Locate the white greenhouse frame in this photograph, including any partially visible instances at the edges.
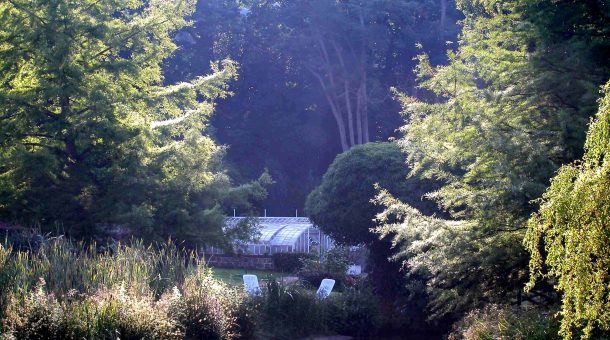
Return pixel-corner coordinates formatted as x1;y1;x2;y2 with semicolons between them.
207;217;334;255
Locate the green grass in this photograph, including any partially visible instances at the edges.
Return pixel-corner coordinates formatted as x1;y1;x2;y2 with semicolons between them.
210;267;286;285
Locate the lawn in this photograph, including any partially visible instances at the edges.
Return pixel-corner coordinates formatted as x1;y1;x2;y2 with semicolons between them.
210;267;287;285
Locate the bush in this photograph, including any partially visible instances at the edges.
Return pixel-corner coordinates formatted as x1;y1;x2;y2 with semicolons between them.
0;237;252;339
1;274;252;340
0;236;383;339
298;251;350;291
177;267;254;340
256;280;329;339
298;269;346;292
448;304;561;340
1;280;181;340
255;279;381;339
323;247;350;275
271;252;315;273
326;283;381;337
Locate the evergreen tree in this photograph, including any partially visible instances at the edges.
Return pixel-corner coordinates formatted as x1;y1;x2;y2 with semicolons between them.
374;188;526;321
306;142;441;324
385;0;610;321
306;142;439;246
0;0;268;244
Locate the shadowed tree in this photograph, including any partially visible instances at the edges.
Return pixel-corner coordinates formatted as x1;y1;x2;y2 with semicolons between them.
306;142;441;327
378;0;610;325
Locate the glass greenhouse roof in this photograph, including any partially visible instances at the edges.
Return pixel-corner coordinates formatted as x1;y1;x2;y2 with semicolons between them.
225;217;314;247
269;225;310;245
259;224;286;242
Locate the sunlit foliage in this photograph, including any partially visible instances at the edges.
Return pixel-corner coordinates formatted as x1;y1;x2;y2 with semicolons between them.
374;188;527;321
385;0;610;322
0;238;252;339
0;0;269;243
525;81;610;339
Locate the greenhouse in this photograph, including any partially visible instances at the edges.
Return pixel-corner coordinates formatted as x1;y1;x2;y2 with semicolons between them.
207;217;335;255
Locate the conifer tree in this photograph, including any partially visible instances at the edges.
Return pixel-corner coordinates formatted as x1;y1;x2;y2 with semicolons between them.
0;0;267;243
383;0;610;321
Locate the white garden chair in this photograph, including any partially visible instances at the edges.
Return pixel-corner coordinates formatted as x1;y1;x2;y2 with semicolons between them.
316;278;335;299
243;274;261;296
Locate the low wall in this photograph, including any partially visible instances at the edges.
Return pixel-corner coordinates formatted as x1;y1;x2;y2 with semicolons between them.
205;254;275;270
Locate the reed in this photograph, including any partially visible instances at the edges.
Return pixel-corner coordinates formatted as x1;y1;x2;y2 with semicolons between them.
0;236;254;339
0;235;379;339
0;236;200;301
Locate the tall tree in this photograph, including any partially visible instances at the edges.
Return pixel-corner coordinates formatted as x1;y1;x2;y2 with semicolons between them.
165;0;460;214
306;142;441;325
306;142;439;245
383;0;610;321
0;0;268;244
525;81;610;339
272;0;460;151
298;1;372;150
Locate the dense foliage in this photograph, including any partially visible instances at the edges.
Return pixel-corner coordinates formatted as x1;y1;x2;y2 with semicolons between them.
375;189;524;321
306;142;442;331
257;279;380;339
297;247;351;292
306;142;438;245
377;0;610;326
270;252;315;273
1;0;610;339
0;0;269;244
0;236;381;339
525;81;610;339
448;304;560;340
0;238;253;339
166;0;462;213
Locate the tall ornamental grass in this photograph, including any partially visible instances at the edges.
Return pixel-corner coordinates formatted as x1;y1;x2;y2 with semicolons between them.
448;304;560;340
0;237;196;299
0;235;381;339
0;237;255;339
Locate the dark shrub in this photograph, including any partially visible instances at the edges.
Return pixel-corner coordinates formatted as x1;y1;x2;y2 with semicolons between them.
255;279;381;339
271;252;315;273
298;256;350;292
231;296;259;340
323;247;350;275
327;283;381;337
298;269;345;292
448;304;561;340
256;280;329;339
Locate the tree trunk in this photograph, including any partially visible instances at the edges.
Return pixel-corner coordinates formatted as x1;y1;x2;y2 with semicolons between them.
344;81;355;147
356;83;364;145
310;25;373;150
330;98;350;152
